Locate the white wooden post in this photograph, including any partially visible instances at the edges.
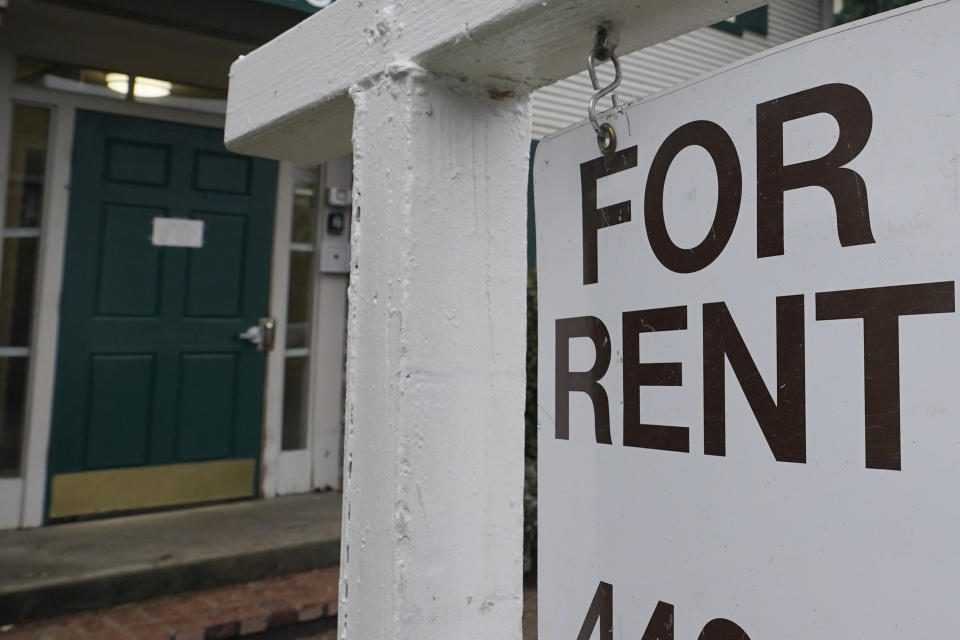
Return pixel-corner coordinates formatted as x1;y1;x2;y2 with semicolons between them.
342;66;530;637
224;1;764;636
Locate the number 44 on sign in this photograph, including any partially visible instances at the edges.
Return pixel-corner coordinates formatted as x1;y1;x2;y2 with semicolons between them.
577;581;749;640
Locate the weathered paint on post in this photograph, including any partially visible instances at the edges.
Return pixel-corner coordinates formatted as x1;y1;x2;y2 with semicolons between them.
342;65;530;637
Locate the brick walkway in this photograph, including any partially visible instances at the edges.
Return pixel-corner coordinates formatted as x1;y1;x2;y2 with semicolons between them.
1;569;539;639
0;569;339;640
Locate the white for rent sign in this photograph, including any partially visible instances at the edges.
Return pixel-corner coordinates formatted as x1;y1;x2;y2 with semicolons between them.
534;1;960;637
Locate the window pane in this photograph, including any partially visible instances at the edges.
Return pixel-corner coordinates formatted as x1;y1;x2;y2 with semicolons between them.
281;356;309;451
291;165;319;243
0;357;28;476
0;238;39;347
286;251;313;349
4;106;49;228
281;165;320;453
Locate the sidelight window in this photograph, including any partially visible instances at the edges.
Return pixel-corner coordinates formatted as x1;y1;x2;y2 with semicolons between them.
0;105;49;476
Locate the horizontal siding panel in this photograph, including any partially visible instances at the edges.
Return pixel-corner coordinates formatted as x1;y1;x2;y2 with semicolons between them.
531;0;826;138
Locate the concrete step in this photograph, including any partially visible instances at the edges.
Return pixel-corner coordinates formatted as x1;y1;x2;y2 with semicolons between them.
0;492;342;624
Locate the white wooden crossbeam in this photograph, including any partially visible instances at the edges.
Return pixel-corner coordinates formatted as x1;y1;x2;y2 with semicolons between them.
225;0;764;163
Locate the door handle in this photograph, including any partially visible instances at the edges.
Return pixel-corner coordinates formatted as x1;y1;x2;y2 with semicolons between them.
260;317;276;352
237;317;276;352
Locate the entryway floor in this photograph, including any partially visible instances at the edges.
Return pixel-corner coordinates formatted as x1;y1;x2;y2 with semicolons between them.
0;493;342;624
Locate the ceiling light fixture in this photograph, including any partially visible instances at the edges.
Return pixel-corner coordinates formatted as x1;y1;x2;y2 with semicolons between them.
105;73;172;99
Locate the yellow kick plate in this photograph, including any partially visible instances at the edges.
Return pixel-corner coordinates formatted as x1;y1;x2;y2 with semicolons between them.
49;459;256;519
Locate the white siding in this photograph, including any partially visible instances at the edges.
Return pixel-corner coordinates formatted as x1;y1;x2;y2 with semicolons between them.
531;0;827;138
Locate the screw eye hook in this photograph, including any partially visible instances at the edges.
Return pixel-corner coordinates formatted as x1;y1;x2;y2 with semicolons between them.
587;24;622;155
597;123;616;155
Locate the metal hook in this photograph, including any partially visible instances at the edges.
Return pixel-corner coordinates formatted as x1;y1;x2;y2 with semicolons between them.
587;25;622;154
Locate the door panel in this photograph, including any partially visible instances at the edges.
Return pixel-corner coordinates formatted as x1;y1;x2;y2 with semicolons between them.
105;140;170;186
97;204;165;315
47;111;276;520
85;354;155;469
184;212;246;316
193;152;251;194
177;353;238;461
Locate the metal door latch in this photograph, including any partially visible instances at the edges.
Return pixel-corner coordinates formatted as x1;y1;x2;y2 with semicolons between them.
237;317;276;352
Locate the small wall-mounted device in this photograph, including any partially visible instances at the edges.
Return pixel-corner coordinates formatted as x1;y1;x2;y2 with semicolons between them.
326;186;352;207
320;241;351;274
327;211;345;235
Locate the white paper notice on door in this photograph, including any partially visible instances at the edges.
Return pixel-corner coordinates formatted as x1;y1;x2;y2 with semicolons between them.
152;218;204;248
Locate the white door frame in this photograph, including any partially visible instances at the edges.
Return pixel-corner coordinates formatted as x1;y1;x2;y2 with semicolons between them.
4;73;229;528
17;93;74;529
262;156;351;497
262;160;299;497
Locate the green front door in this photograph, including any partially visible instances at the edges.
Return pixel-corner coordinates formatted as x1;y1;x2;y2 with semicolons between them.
48;111;277;520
